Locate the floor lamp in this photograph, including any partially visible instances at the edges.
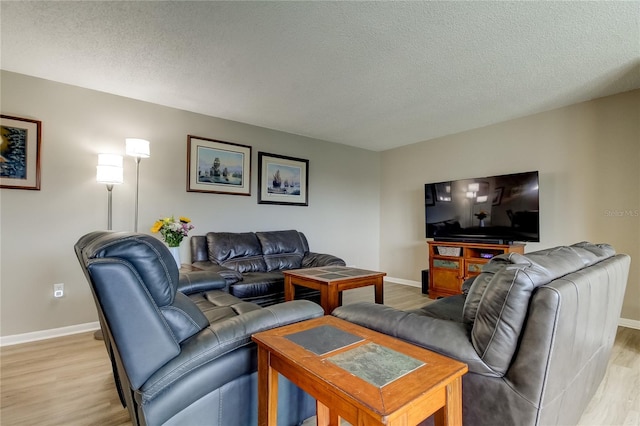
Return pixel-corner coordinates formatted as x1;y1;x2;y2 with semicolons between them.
96;154;124;230
125;138;150;232
94;154;123;340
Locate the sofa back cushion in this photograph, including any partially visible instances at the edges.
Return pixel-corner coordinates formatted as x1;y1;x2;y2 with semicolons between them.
84;232;180;307
206;232;267;273
464;242;615;375
256;230;306;271
76;232;210;389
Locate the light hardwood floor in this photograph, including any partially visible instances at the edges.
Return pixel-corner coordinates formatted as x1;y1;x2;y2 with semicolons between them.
1;283;638;425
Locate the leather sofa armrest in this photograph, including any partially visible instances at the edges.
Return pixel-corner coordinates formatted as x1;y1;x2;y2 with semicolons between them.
138;300;323;424
141;300;324;396
204;300;324;352
177;271;227;295
190;235;209;263
332;302;497;376
302;252;346;268
260;299;325;325
192;261;243;284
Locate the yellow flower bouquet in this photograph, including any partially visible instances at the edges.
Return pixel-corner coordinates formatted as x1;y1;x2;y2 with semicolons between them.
151;216;194;247
474;210;488;220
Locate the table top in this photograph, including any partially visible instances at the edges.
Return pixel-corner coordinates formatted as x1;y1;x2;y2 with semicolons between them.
283;266;386;282
179;263;203;272
252;316;467;417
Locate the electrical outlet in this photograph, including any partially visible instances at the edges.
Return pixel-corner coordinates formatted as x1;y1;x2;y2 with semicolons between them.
53;283;64;298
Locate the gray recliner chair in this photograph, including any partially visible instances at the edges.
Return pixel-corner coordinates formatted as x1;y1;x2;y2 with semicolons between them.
75;231;323;426
333;242;630;426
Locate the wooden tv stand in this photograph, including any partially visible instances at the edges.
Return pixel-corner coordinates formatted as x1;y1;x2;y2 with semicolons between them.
427;241;525;299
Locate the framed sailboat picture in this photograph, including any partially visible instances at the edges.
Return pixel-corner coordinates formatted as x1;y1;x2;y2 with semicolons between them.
258;152;308;206
187;135;251;195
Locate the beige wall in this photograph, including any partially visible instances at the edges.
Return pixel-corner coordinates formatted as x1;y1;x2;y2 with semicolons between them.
0;71;381;336
2;71;637;337
379;89;640;322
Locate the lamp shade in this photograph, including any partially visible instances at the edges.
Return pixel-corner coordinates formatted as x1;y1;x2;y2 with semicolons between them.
125;138;150;158
96;154;124;184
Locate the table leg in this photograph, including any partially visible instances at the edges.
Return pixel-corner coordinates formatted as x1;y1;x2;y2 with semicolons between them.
284;275;294;302
434;376;462;426
257;346;279;426
325;285;340;315
374;276;384;305
317;400;340;426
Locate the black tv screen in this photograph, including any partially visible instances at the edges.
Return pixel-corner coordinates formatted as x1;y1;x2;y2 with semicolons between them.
425;171;540;243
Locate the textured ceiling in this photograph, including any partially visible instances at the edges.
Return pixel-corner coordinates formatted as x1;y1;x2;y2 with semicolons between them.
1;1;639;151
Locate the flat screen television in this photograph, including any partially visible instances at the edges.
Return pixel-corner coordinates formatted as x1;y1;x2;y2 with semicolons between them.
425;171;540;243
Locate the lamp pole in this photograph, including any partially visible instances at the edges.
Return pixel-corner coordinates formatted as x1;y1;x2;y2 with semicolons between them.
125;138;150;233
134;157;141;232
96;153;123;231
106;184;114;230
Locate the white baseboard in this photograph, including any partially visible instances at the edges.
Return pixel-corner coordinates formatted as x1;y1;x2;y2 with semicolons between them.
0;321;100;347
618;318;640;330
384;276;421;288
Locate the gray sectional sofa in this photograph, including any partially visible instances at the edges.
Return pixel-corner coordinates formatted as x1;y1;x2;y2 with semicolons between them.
190;229;346;306
333;242;631;426
76;231;323;426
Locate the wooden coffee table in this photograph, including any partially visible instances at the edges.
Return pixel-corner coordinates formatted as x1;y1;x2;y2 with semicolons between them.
252;316;468;426
284;266;386;314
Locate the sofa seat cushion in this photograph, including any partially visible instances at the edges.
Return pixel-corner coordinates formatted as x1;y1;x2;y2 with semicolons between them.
187;290;262;324
256;230;306;271
410;294;466;322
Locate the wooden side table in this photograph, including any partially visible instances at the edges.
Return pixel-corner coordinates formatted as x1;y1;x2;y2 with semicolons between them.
283;266;386;315
179;263;203;273
252;316;468;426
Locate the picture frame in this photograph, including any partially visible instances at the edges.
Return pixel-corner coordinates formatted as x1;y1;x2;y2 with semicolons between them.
509;185;523;198
258;152;308;206
492;187;504;206
1;115;42;190
187;135;251;195
425;185;435;206
434;182;452;202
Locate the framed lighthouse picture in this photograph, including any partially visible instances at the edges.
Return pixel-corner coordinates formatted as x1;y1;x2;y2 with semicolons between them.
258;152;308;206
187;135;251;196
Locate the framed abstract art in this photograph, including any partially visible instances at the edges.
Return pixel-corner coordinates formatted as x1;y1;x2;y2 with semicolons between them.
1;115;42;190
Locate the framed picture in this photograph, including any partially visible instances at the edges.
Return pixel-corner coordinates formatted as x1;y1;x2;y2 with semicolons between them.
492;187;504;206
434;182;452;202
425;185;435;206
187;135;251;195
510;185;523;198
258;152;308;206
1;115;42;190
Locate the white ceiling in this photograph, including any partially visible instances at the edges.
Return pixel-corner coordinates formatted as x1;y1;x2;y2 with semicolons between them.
1;1;639;151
